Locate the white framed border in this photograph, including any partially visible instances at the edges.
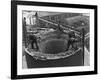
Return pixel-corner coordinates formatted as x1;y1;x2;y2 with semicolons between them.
17;5;94;75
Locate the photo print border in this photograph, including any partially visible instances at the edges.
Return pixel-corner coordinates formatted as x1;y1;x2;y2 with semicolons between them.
11;0;97;79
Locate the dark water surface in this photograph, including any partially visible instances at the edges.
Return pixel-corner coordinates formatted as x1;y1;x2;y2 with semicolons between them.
40;39;68;54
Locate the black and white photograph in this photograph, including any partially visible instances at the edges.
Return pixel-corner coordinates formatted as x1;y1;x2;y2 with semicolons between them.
22;11;89;68
11;1;97;79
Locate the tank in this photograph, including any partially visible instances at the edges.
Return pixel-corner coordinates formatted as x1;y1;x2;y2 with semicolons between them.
24;30;84;68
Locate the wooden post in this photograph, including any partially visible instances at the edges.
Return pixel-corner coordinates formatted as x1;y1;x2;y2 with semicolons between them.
82;28;85;66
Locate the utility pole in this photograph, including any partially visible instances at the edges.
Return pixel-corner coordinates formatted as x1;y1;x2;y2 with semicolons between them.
82;28;85;66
